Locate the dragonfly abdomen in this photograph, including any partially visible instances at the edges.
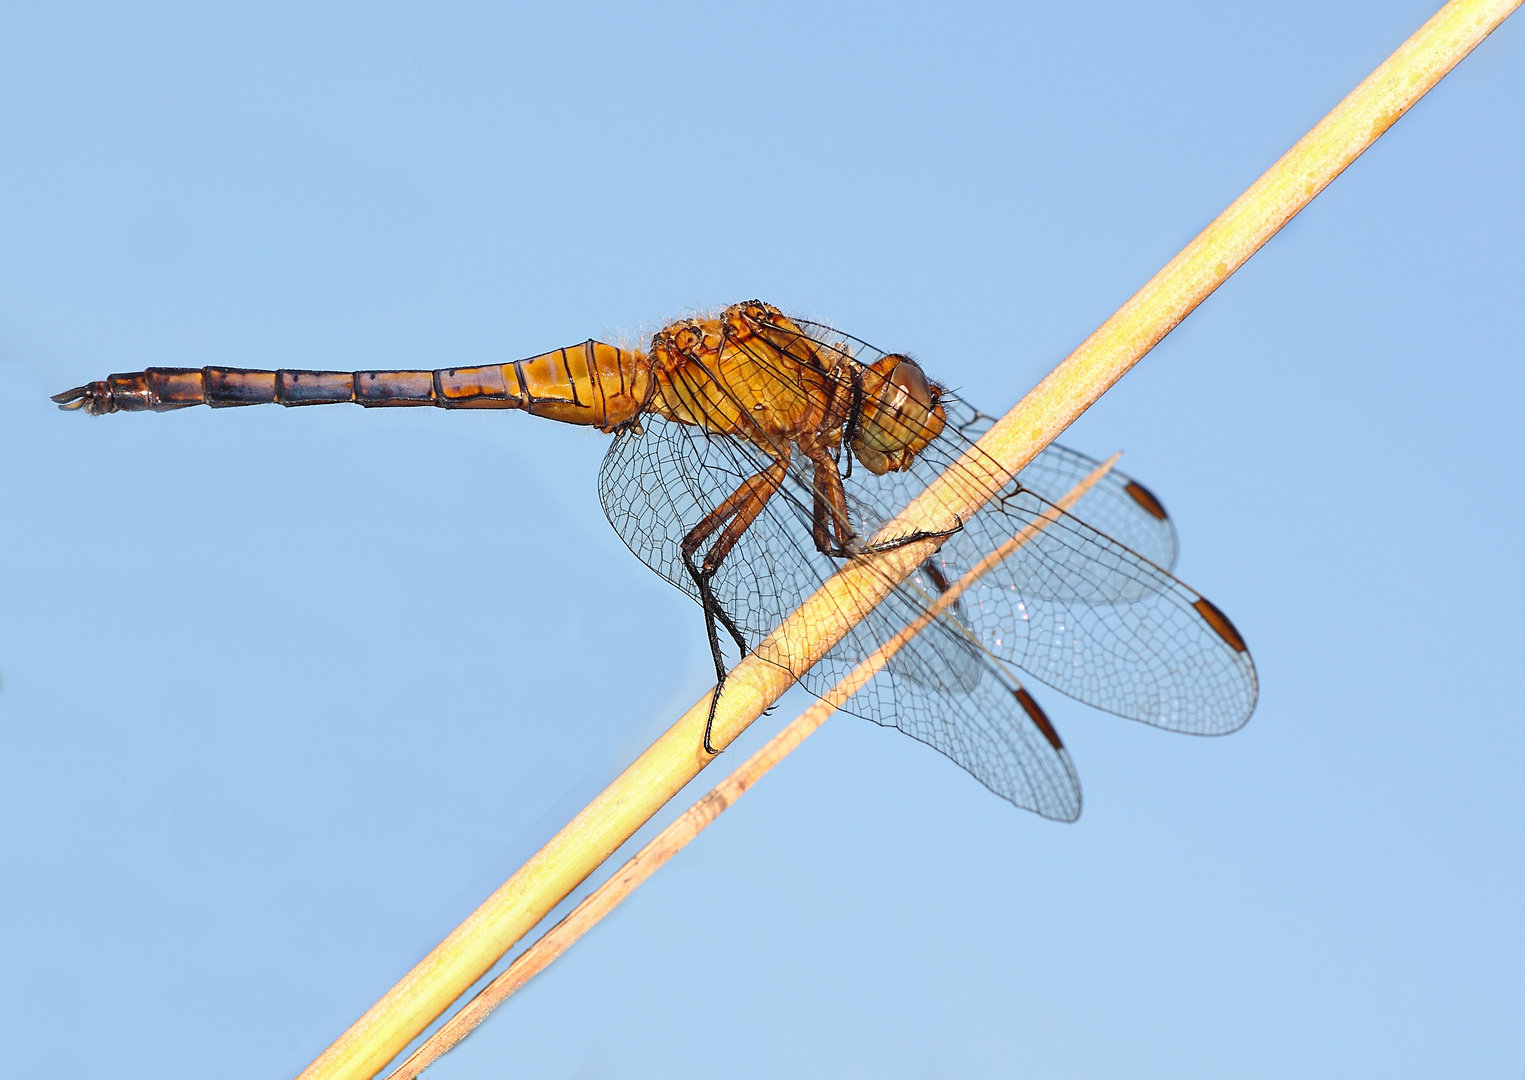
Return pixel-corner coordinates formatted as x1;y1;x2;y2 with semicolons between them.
52;341;652;429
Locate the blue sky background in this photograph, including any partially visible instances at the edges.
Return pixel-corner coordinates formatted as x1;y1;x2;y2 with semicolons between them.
1;2;1522;1077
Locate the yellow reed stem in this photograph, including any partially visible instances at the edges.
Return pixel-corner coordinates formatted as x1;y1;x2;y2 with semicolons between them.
382;459;1121;1080
295;3;1519;1077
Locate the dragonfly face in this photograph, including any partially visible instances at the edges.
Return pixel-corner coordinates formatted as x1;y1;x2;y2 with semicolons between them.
851;353;947;476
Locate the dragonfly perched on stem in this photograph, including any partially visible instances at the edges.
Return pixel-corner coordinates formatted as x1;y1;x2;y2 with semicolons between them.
54;300;1256;819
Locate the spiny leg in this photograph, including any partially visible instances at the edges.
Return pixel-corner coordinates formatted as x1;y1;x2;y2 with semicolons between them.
804;444;963;560
681;478;761;650
679;455;790;754
856;519;965;555
806;445;856;555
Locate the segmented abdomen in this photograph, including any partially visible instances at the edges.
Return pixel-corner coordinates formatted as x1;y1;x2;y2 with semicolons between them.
52;341;651;430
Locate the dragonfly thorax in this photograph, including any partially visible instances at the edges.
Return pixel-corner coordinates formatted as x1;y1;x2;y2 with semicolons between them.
644;303;855;453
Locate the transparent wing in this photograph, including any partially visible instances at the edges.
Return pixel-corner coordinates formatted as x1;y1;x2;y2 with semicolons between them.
929;485;1255;734
846;656;1083;821
843;397;1176;604
785;317;1256;732
599;413;1083;818
1009;437;1176;574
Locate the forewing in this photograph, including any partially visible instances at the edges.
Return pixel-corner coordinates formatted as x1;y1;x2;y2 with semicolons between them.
786;318;1178;588
938;485;1257;734
779;317;1257;733
841;440;1255;733
938;407;1178;572
1018;443;1177;572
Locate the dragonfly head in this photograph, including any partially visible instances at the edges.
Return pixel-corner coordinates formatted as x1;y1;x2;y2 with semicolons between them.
852;354;946;475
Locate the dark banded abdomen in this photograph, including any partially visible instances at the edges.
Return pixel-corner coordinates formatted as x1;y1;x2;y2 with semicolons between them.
52;341;652;430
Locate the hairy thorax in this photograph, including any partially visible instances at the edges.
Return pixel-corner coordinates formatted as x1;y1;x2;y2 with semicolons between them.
644;302;854;455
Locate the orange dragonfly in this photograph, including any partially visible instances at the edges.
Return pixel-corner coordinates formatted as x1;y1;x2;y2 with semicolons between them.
53;300;1257;820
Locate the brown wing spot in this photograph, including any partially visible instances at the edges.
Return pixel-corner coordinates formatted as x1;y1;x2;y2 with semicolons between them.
1014;686;1064;750
1193;597;1247;653
1124;480;1169;520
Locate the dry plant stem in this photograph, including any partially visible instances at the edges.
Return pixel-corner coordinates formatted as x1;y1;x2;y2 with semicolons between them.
296;4;1519;1078
383;460;1121;1080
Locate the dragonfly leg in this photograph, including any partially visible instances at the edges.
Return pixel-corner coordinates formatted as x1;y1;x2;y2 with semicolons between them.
678;557;746;755
805;444;856;556
803;442;961;559
853;519;963;556
679;456;790;754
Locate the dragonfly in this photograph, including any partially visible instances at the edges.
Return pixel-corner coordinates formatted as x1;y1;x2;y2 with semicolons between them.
53;300;1257;820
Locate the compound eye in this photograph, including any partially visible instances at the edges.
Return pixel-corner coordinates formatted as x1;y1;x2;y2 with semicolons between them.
852;354;945;474
889;358;934;410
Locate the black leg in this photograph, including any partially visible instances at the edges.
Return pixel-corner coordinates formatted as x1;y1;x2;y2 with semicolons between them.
682;548;747;755
676;457;790;755
855;518;964;556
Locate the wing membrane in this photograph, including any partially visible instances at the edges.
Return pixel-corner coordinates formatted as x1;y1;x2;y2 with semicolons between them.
600;414;1083;817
